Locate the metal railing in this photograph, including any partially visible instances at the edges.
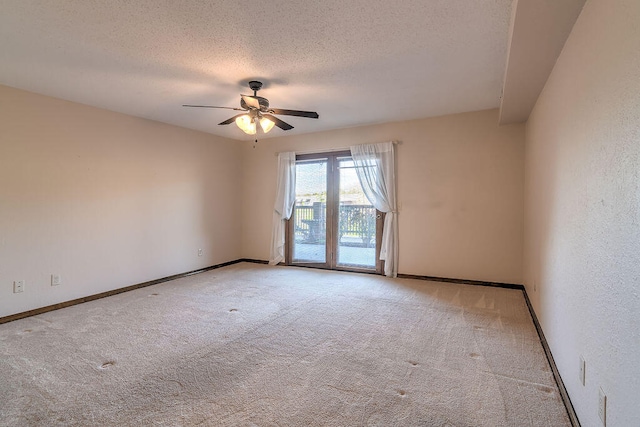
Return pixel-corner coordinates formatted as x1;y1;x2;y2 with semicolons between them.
339;205;376;247
294;203;375;247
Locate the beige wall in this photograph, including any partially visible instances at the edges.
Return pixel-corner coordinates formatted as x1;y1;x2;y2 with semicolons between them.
524;0;640;425
0;85;242;317
242;109;525;284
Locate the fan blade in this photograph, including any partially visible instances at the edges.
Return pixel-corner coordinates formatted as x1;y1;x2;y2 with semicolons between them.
241;95;261;109
219;114;247;125
263;114;294;131
270;108;319;119
183;105;244;111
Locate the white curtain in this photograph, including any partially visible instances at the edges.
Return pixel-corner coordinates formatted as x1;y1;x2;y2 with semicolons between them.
269;152;296;265
350;142;398;277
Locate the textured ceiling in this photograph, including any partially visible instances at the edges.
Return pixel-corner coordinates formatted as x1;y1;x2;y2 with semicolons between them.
0;0;514;140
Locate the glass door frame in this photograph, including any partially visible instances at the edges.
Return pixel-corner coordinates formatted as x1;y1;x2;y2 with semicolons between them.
285;151;384;274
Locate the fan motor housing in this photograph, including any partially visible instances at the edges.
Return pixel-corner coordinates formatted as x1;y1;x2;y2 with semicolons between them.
241;96;269;111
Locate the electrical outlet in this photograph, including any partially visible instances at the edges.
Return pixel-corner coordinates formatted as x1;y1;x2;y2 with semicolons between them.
598;387;607;426
579;356;586;386
51;274;62;286
198;248;203;257
13;280;25;293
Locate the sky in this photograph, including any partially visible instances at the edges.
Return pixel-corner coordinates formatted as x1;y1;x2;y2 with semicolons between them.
296;159;369;205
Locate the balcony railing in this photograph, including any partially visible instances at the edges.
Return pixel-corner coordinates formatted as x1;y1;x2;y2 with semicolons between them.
294;203;376;248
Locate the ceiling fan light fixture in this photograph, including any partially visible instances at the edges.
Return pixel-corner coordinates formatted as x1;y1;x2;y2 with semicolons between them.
235;115;256;135
185;81;318;134
259;117;275;133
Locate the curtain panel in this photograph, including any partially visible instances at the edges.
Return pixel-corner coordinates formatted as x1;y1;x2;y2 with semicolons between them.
350;142;398;277
269;152;296;265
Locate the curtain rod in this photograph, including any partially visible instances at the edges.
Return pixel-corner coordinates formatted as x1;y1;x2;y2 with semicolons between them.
274;141;399;156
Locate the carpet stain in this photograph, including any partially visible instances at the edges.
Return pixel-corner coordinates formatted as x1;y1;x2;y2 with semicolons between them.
470;352;481;359
150;293;159;296
99;361;116;370
397;390;406;396
536;385;554;394
229;309;238;312
408;360;419;366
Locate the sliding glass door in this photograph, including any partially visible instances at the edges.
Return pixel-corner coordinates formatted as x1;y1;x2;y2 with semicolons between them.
287;151;383;273
290;157;328;264
336;157;378;269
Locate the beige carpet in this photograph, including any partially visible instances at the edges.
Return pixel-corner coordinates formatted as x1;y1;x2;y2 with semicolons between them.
0;262;570;426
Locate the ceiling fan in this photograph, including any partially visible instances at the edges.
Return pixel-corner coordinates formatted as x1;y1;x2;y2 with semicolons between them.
183;81;319;135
